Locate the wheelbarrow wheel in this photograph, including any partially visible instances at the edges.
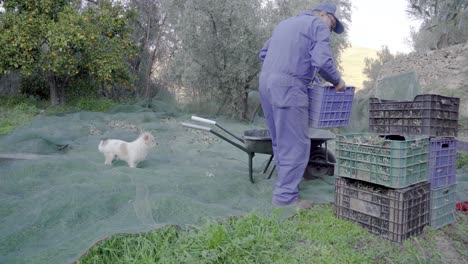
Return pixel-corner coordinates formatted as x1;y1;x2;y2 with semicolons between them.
303;148;335;180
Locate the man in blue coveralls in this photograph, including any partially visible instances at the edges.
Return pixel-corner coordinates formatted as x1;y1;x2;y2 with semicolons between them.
259;2;346;209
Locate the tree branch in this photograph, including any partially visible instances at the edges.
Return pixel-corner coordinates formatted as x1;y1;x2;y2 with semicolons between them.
86;0;98;5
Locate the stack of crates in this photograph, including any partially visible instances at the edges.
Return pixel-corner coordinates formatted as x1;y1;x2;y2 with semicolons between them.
334;94;460;242
427;138;458;229
368;94;460;230
334;133;431;242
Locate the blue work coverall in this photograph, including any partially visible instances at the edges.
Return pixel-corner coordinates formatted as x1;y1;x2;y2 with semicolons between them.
258;10;341;205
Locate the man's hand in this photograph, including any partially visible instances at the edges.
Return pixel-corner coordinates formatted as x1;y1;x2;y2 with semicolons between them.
334;78;346;92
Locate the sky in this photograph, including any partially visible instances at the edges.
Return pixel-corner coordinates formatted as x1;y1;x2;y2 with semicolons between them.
347;0;423;54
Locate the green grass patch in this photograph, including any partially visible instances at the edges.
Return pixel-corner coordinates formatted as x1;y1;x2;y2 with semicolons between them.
0;96;42;135
77;205;452;264
73;97;117;112
443;212;468;259
0;95;119;135
457;153;468;170
0;124;14;135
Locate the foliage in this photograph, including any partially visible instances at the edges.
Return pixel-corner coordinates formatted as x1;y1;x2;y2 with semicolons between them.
167;0;352;119
1;0;353;118
407;0;467;25
166;0;265;118
19;73;50;100
407;0;468;50
457;152;468;169
0;94;38;108
0;95;41;134
66;75;101;101
0;0;137;104
75;97;116;112
362;46;395;91
0;93;117;135
125;0;177;98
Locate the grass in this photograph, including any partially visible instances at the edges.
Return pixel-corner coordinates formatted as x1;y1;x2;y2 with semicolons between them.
0;95;118;135
76;204;467;264
0;99;42;135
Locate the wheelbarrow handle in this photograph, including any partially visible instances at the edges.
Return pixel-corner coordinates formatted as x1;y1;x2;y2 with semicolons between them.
180;122;211;131
192;115;216;125
181;122;249;153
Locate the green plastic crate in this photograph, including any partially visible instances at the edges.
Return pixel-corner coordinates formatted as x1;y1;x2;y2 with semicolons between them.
336;133;429;188
430;184;456;229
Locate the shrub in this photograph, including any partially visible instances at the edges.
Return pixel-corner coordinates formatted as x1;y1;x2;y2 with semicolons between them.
457;153;468;169
75;97;116;112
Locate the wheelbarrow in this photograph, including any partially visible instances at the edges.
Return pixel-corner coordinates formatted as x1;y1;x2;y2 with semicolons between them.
181;116;336;183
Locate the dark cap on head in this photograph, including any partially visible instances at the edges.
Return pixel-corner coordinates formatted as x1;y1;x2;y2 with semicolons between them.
313;2;344;34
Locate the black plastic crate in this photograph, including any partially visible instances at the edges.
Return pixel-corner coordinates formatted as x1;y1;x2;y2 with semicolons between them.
334;177;430;243
369;94;460;137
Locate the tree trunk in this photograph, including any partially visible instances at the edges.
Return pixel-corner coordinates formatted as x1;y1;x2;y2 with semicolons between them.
49;74;59;105
216;92;231;115
53;76;70;105
145;47;158;98
145;14;166;98
241;85;249;120
240;70;261;119
59;80;66;105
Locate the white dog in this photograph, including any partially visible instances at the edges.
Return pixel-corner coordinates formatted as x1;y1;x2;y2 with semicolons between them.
98;132;156;168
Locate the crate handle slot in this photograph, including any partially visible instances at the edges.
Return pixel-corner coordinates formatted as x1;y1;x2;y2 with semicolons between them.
440;99;454;105
441;143;449;148
410;143;423;149
416;189;427;197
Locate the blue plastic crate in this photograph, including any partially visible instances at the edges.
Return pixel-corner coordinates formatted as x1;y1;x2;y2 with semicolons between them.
308;85;355;128
429;138;457;189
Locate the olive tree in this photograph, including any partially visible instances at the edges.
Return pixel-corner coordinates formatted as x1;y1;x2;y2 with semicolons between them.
0;0;136;104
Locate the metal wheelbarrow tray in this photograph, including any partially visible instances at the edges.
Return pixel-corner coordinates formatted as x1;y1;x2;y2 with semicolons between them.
182;116;336;183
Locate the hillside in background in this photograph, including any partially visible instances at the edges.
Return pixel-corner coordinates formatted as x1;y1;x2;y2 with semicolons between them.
340;45;377;90
378;42;468;132
346;41;468;135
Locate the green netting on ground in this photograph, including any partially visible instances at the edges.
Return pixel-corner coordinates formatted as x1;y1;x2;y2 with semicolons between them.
457;169;468;202
374;71;421;100
0;104;337;264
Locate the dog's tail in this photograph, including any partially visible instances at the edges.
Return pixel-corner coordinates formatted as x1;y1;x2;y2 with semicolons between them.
98;140;107;152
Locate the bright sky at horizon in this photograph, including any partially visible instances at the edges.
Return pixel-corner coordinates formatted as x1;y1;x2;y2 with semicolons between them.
347;0;423;54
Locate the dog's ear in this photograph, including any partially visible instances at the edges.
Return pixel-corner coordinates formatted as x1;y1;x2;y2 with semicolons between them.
144;134;149;141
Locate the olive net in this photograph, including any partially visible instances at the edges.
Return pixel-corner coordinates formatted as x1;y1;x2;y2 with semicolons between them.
374;71;421;100
0;103;338;264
